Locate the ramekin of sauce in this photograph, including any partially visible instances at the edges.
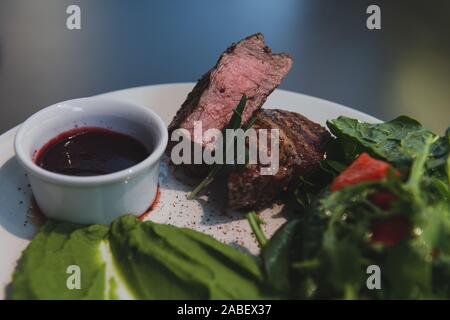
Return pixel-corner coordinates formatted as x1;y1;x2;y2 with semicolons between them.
14;97;168;224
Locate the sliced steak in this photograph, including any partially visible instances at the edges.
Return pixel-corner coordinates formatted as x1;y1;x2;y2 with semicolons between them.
168;33;292;147
227;109;331;209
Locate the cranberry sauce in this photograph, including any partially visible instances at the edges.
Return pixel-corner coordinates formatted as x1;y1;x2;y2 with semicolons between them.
34;127;150;176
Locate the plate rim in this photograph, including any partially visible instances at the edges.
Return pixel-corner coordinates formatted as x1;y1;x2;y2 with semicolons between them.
96;82;382;123
0;82;382;299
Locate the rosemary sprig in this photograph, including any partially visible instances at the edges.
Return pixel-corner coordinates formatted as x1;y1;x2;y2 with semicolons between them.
246;211;268;247
187;95;250;200
187;165;222;200
226;95;248;130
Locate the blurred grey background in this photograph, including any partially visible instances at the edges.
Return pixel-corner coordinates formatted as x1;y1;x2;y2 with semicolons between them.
0;0;449;134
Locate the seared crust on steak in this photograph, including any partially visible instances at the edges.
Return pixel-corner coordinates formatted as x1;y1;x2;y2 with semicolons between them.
227;109;331;209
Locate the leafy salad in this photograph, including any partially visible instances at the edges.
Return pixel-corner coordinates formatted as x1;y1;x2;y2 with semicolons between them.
10;116;450;299
253;116;450;299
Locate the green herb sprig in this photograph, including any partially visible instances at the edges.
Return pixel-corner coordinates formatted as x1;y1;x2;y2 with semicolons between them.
188;95;254;199
246;211;268;247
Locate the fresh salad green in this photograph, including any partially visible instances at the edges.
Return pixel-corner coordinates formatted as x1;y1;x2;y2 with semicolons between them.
255;116;450;299
10;116;450;300
11;216;271;299
326;116;449;180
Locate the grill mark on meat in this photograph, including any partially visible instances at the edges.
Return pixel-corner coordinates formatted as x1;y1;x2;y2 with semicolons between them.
261;110;298;163
227;109;331;210
253;113;296;167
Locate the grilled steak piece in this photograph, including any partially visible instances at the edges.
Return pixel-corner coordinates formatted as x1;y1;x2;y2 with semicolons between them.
227;109;331;209
168;33;292;147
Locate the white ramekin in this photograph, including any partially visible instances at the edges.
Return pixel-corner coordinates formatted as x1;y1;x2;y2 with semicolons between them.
14;97;168;225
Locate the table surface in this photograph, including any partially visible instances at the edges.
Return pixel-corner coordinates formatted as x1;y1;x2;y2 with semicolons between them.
0;0;449;134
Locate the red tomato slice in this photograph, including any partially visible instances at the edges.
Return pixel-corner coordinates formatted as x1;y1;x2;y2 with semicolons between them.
330;153;395;191
369;191;398;210
330;153;410;246
371;216;410;247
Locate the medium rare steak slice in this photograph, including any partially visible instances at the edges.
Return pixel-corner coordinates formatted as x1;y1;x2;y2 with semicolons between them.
227;109;331;209
168;33;292;147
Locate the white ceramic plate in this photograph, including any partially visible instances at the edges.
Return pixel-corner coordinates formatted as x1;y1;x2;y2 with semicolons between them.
0;83;380;299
